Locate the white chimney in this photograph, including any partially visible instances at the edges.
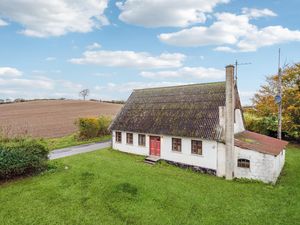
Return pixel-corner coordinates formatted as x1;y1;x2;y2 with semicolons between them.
225;65;235;180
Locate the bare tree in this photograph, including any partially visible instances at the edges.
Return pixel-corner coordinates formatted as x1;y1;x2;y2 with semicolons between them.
79;89;90;100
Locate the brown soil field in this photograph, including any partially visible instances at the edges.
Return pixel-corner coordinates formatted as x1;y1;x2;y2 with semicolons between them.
0;100;123;138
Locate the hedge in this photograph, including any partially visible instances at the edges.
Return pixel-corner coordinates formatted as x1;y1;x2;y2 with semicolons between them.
75;116;112;140
0;139;49;180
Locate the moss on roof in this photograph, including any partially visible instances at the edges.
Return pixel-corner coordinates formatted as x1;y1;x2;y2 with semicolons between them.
110;82;242;140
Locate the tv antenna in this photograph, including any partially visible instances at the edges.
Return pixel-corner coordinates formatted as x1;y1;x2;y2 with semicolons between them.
235;60;251;80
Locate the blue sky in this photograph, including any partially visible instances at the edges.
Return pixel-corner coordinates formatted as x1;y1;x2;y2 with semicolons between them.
0;0;300;105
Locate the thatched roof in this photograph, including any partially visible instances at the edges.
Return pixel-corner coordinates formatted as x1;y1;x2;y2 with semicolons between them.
110;82;242;140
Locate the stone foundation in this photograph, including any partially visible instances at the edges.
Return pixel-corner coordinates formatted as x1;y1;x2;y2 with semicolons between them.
164;160;216;175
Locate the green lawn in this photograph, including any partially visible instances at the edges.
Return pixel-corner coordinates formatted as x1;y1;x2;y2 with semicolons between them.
43;134;111;151
0;145;300;225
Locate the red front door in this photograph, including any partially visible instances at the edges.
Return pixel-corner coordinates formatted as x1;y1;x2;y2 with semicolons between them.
150;136;161;156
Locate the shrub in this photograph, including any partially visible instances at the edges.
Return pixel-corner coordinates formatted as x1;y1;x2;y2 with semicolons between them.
98;116;112;136
0;138;49;180
76;118;100;139
244;113;278;137
75;116;112;140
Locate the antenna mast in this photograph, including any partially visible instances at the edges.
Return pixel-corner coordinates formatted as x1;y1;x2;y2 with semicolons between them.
277;49;282;140
235;60;251;81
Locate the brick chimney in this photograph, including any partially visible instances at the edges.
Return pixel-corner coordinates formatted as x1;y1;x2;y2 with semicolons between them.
225;65;235;180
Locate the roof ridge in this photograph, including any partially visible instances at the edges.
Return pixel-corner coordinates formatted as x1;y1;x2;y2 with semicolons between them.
133;81;225;91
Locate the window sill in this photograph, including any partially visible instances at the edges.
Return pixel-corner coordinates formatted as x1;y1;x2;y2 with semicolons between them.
171;150;182;154
191;153;204;157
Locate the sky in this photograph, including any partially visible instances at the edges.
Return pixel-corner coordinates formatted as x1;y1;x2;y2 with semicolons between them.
0;0;300;105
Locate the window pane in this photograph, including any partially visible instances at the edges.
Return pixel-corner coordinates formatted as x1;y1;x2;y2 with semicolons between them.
127;133;133;144
172;138;181;152
191;140;202;155
138;134;145;146
116;132;122;143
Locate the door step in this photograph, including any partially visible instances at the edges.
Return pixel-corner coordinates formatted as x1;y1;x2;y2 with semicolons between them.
144;156;161;165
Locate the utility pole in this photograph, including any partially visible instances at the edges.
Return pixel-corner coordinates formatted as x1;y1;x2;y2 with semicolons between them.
235;60;251;81
277;49;282;140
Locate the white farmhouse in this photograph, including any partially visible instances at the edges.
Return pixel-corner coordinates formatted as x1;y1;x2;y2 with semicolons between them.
109;65;288;183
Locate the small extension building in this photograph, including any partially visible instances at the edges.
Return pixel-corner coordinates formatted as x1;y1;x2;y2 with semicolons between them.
109;65;288;183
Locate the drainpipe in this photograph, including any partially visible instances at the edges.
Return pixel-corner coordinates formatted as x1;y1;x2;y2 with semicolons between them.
225;65;235;180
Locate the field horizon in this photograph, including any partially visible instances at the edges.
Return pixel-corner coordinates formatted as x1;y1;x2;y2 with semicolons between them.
0;100;122;138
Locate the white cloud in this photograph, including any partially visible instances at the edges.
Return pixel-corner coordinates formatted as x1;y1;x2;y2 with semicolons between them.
0;19;8;26
0;77;54;90
116;0;229;27
237;26;300;52
93;81;206;100
159;12;300;52
95;81;187;94
0;0;109;37
69;50;185;69
45;57;56;61
214;46;237;53
140;67;223;80
159;13;254;47
59;80;83;91
0;67;83;99
0;90;18;95
86;42;102;50
242;8;277;18
0;67;22;77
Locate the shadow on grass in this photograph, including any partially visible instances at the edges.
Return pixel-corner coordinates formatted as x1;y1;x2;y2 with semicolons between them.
103;182;139;224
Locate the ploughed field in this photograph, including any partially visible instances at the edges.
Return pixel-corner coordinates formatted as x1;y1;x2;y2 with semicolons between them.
0;100;122;138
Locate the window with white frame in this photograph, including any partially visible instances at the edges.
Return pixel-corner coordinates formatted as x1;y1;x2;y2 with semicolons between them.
126;133;133;144
191;140;202;155
115;131;122;143
138;134;146;146
172;138;181;152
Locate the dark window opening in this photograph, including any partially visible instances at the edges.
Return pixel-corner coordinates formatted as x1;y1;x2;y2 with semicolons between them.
238;159;250;168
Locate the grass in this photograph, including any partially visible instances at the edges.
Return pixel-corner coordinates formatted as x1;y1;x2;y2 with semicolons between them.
43;133;111;150
0;145;300;225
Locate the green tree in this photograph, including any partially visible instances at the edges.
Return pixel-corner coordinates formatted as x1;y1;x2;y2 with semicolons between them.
247;63;300;141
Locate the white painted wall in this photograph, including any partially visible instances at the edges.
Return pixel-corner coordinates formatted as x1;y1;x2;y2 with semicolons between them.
273;150;285;179
160;135;218;170
112;130;285;183
219;107;245;138
234;109;245;133
112;130;218;170
217;143;285;183
112;131;149;156
234;146;285;183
